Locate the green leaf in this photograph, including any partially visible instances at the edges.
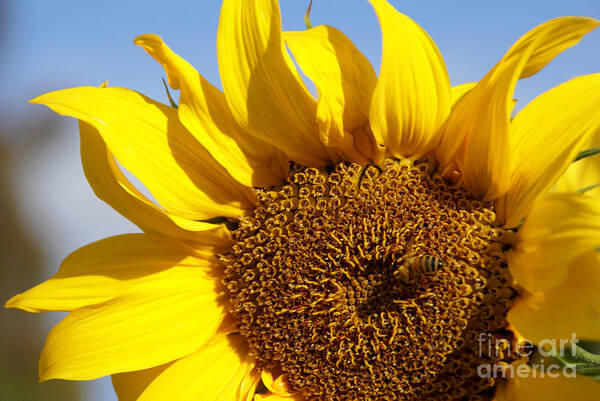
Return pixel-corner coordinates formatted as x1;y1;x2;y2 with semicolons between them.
574;146;600;162
162;77;178;108
552;343;600;382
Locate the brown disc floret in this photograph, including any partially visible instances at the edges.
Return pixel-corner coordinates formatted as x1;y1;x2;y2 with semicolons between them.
221;159;519;401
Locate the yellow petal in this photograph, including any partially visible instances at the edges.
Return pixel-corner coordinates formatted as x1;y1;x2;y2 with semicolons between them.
37;262;228;381
514;16;600;79
555;129;600;200
260;370;296;395
283;25;377;163
256;370;304;400
5;233;219;313
496;74;600;227
32;86;255;220
438;82;477;175
436;17;599;200
495;363;600;401
440;48;531;200
255;394;305;401
507;193;600;292
112;362;172;401
138;334;260;401
434;83;479;176
555;155;600;200
80;122;234;240
134;34;288;187
368;0;450;159
217;0;332;166
508;251;600;344
450;83;476;107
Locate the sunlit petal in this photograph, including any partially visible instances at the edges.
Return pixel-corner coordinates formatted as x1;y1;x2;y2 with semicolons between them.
5;233;220;313
507;193;600;292
112;362;172;401
138;334;260;401
37;263;227;381
134;34;288;187
496;74;600;227
437;17;599;200
368;0;450;159
217;0;332;165
80;122;233;239
32;86;255;220
508;251;600;343
284;25;377;163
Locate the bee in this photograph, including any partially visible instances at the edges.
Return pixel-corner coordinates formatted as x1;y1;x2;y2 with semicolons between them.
394;255;444;286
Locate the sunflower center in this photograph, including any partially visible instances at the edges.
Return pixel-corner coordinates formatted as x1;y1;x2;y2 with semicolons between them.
222;159;519;401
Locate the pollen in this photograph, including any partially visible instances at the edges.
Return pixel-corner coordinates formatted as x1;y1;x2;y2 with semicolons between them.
221;159;519;401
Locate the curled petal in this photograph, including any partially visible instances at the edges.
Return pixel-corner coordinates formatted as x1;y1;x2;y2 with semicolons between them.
217;0;332;165
437;17;599;200
80;122;233;239
134;34;288;187
32;86;255;220
496;74;600;227
284;25;377;163
368;0;451;159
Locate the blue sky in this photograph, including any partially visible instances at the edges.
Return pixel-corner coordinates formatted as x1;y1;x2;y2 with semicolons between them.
2;0;599;125
0;1;598;400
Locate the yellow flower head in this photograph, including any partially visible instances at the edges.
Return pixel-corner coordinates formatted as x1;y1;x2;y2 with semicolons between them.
6;1;600;400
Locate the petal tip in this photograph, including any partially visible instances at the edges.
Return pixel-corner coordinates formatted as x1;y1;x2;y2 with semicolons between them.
4;295;18;309
133;33;162;47
30;88;79;106
4;293;42;313
38;363;52;383
578;15;600;27
29;93;48;105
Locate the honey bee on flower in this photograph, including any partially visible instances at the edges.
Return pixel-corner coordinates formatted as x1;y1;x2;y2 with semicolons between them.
5;0;600;400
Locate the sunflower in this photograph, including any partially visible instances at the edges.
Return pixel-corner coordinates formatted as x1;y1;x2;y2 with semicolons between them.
6;0;600;400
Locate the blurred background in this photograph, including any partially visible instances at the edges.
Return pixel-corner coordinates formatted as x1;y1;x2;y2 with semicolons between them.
0;0;598;400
